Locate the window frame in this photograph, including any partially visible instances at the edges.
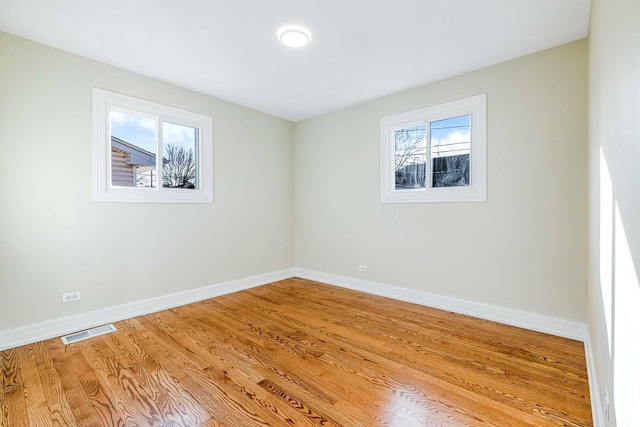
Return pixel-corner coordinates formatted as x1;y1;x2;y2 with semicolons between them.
380;94;487;203
92;88;213;203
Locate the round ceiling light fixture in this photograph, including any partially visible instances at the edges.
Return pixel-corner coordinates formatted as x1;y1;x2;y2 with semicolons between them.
279;27;310;48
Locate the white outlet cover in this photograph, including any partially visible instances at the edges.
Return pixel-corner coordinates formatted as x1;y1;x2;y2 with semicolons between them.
62;292;81;302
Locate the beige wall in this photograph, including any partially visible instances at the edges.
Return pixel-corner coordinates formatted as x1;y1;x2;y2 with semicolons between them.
0;32;295;331
588;0;640;424
295;40;588;322
0;32;590;339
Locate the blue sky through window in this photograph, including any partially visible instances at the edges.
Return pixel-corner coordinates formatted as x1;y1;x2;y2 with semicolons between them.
162;121;197;156
110;111;156;154
430;114;470;158
110;112;197;155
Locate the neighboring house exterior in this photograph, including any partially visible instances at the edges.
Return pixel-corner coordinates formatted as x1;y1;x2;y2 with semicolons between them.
395;154;469;189
110;136;156;187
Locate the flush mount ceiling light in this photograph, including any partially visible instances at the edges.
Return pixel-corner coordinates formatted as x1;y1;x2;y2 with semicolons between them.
279;27;310;48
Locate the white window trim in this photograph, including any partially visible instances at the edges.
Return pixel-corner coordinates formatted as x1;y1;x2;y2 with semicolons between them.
93;88;213;203
380;94;487;203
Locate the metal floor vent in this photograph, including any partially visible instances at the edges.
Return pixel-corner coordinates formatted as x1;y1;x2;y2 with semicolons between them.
61;324;117;345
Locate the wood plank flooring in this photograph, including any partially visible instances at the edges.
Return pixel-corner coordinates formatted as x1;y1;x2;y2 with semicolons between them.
1;278;592;426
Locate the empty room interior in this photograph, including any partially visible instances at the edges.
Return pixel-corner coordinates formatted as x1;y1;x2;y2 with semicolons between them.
1;0;638;426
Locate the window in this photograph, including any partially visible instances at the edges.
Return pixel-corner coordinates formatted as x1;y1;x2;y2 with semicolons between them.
93;89;213;203
380;94;486;203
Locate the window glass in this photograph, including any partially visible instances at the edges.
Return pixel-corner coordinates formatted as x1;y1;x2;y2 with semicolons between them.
109;111;157;188
430;115;470;188
395;124;426;190
162;122;198;189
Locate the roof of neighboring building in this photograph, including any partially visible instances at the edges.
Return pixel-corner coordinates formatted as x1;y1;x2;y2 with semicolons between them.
111;136;155;167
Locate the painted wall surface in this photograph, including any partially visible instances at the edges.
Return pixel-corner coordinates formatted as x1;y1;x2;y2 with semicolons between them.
588;0;640;424
295;40;588;322
0;32;295;331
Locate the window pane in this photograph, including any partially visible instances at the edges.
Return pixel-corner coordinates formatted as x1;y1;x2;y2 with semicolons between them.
395;124;426;190
162;122;198;189
430;115;470;187
109;111;157;188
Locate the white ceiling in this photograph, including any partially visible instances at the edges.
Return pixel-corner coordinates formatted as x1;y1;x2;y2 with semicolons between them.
0;0;591;122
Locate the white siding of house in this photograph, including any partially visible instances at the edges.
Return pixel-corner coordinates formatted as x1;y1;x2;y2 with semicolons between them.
111;148;134;186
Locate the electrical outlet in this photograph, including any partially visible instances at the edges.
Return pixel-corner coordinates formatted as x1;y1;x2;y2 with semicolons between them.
62;292;80;303
603;388;610;422
359;265;368;272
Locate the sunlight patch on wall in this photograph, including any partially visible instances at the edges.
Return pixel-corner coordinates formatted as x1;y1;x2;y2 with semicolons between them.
599;148;614;357
613;202;640;426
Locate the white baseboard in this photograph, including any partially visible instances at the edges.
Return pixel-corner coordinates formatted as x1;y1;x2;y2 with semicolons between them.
1;267;587;345
295;268;588;341
584;333;605;426
0;268;295;351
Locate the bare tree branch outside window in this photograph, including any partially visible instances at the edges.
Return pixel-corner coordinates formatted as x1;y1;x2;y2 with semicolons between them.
394;127;426;172
394;126;427;189
163;144;196;188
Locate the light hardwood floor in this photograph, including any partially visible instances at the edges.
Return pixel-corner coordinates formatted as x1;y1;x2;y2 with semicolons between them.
1;278;592;426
